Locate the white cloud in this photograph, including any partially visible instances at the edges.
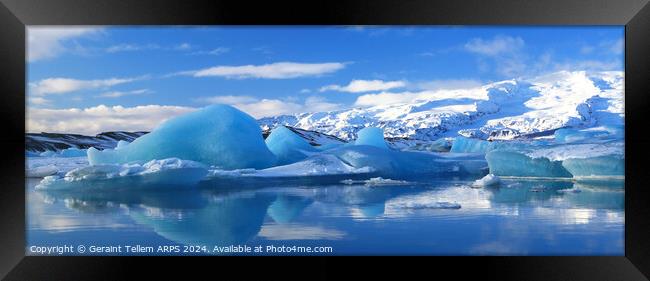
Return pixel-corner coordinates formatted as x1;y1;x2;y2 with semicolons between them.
106;43;160;53
194;95;259;104
320;79;406;93
28;97;51;106
27;27;103;62
464;36;525;56
98;89;153;98
27;105;196;135
181;62;346;79
191;47;230;56
30;76;147;95
195;95;341;118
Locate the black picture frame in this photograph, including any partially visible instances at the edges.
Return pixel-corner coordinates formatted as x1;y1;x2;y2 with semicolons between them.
1;0;649;280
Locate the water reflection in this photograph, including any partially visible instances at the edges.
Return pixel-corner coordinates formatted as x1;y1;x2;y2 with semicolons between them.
27;177;624;255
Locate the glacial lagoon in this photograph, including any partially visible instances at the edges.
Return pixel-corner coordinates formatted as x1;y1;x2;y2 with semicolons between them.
26;175;623;255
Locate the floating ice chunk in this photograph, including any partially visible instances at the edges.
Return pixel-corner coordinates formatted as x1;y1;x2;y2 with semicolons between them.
562;155;624;178
26;164;59;178
254;154;374;177
35;158;208;190
354;127;389;150
265;126;318;165
486;150;572;178
396;201;461;209
26;156;89;178
472;174;501;187
428;138;453;152
450;137;491;153
340;177;411;186
88;104;277;169
207;168;258;178
332;146;487;177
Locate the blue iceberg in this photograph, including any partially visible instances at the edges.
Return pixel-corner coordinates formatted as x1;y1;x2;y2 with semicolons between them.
486;150;572;178
265;126;318;165
354;127;389;150
562;155;624;178
88;104;277;170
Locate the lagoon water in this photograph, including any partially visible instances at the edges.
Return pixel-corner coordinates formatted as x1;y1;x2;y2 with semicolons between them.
26;175;624;255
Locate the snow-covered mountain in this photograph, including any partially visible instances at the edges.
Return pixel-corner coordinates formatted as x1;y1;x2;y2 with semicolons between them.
27;127;346;153
258;71;624;143
26;131;148;152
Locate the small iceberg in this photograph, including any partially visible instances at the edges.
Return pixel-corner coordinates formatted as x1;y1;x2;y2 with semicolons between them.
396;201;461;209
472;174;501;187
26;164;59;178
36;158;208;190
341;177;411;186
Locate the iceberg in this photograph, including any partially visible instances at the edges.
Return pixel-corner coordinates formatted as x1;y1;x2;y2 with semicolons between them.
486;150;572;178
26;164;59;178
341;177;411;186
254;154;374;177
88;104;277;170
331;145;487;177
450;137;491;153
265;126;318;165
59;148;88;157
562;155;624;178
35;158;208;190
472;174;501;187
354;127;389;150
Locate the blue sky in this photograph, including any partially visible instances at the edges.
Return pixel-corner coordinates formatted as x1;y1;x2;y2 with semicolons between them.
27;26;623;134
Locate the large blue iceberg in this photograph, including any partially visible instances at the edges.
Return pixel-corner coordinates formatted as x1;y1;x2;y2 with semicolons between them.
88;104;277;169
265;126;318;165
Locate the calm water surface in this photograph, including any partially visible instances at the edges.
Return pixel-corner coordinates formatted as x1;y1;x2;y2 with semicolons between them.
26;175;624;255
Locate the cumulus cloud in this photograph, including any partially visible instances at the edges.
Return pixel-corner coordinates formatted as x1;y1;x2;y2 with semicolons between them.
179;62;346;79
30;76;147;95
27;27;103;62
320;79;406;93
464;36;525;56
27;105;196;135
195;95;341;118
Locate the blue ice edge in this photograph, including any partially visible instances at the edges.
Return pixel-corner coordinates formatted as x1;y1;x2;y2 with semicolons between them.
32;104;624;190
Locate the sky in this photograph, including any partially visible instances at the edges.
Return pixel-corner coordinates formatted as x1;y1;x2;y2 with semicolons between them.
26;26;624;135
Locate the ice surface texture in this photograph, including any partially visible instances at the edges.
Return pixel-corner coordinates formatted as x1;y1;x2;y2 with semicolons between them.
88;104;277;169
265;126;318;165
354;127;389;149
486;150;573;178
36;158;208;190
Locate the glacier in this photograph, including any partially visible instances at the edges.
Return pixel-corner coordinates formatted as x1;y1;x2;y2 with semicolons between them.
88;104;277;170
